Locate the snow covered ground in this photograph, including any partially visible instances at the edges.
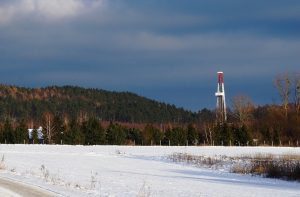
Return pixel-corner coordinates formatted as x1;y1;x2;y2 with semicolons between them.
0;145;299;197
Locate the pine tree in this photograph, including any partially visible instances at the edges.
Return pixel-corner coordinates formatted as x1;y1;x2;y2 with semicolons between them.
221;123;233;146
52;115;65;144
187;124;198;146
106;123;126;145
176;127;187;146
2;119;15;144
15;119;27;144
213;123;222;145
82;117;105;145
64;118;85;145
143;124;162;145
126;128;143;145
214;123;232;146
239;125;250;146
164;128;173;145
32;129;38;144
273;128;280;146
165;127;187;146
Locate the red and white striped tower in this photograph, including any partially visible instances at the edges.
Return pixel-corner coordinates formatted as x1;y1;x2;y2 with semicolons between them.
215;71;227;123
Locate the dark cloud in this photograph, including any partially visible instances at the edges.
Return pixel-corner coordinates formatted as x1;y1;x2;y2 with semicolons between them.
0;0;299;111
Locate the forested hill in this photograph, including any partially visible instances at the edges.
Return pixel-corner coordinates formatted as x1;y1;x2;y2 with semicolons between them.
0;84;196;123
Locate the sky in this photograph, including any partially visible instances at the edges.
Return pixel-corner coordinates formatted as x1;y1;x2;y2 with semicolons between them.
0;0;299;111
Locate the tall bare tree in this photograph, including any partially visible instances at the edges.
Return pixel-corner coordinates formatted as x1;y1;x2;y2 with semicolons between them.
43;112;54;144
203;123;214;145
274;73;291;118
292;73;300;117
231;95;255;125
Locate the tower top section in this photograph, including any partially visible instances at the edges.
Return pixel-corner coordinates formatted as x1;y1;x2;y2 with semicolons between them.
217;71;224;84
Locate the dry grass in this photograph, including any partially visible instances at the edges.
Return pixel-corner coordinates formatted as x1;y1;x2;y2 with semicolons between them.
0;155;5;170
137;181;151;197
250;155;300;181
168;153;300;181
231;154;300;181
168;153;232;169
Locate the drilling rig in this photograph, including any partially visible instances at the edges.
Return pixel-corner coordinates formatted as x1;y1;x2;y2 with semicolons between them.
215;71;227;123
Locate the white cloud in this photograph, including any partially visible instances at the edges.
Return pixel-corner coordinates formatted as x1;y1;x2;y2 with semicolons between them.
0;0;103;24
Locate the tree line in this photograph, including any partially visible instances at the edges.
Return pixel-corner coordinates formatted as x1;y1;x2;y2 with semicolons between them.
0;115;253;146
0;106;298;146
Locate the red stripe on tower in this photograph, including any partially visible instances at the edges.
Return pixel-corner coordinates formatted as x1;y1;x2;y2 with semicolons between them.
217;72;224;83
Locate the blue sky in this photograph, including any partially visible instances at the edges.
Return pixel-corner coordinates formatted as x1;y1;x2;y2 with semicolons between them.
0;0;299;111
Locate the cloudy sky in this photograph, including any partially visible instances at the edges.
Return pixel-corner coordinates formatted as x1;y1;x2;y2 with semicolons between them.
0;0;299;111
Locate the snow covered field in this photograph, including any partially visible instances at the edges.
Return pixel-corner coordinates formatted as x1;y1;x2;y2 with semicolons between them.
0;145;299;197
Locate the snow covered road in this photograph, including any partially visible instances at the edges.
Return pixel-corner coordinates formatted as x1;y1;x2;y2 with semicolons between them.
0;145;299;196
0;177;56;197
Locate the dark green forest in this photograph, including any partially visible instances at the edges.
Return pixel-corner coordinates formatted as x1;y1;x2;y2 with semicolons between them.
0;84;195;123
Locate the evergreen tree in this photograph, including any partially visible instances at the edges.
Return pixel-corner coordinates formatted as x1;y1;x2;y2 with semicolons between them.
0;125;3;143
273;128;280;146
239;125;250;145
106;123;126;145
143;124;162;145
213;123;222;145
15;119;27;144
164;128;172;145
31;129;38;144
187;124;198;145
165;127;187;146
64;118;85;145
175;127;187;146
63;125;73;145
221;123;233;146
2;119;15;144
52;115;65;144
214;123;232;146
233;125;250;146
126;128;143;145
82;117;105;145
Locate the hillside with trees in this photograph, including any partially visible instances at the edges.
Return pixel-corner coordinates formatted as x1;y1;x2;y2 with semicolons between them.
0;85;196;123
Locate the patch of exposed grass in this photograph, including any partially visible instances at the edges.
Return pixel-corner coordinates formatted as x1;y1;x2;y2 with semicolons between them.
168;153;232;169
137;181;151;197
248;155;300;181
0;155;5;170
168;153;300;181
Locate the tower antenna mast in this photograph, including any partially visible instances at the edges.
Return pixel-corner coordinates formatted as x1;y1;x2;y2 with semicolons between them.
215;71;227;123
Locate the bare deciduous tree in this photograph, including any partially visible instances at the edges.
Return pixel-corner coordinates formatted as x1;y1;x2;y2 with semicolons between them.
203;123;214;145
292;73;300;117
274;73;291;118
232;95;255;124
43;112;54;144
